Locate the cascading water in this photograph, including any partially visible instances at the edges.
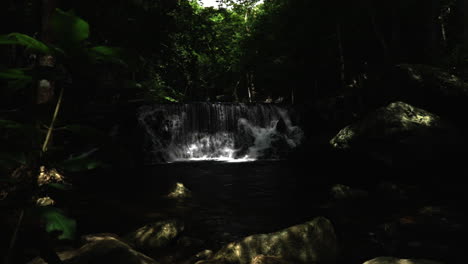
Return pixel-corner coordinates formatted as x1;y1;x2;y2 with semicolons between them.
138;103;303;163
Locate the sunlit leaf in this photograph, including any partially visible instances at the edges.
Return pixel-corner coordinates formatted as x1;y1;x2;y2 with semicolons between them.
164;96;179;102
50;9;90;46
0;33;50;53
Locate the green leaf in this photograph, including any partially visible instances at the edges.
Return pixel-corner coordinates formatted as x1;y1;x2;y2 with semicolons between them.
61;149;109;172
164;96;179;102
0;120;24;129
64;125;107;140
46;183;72;191
88;46;126;66
0;33;50;53
50;9;90;46
0;68;33;80
35;207;76;240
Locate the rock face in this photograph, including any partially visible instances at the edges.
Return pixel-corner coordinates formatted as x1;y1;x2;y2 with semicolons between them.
196;217;338;264
363;256;443;264
329;101;459;166
125;219;184;252
28;235;158;264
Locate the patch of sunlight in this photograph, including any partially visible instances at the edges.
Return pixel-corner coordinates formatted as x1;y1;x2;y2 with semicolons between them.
401;113;435;126
167;182;191;199
330;126;354;148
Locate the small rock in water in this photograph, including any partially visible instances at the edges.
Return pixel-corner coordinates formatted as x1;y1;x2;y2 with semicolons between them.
167;182;192;199
251;255;290;264
363;256;444;264
331;184;368;200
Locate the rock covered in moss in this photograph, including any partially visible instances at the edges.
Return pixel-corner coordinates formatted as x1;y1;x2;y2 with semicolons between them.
167;182;192;199
363;256;443;264
329;101;459;166
125;219;184;251
196;217;338;264
28;235;158;264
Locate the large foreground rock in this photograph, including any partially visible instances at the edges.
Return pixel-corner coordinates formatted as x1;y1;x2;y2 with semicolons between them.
329;101;459;166
28;235;158;264
363;256;443;264
125;219;184;252
196;217;338;264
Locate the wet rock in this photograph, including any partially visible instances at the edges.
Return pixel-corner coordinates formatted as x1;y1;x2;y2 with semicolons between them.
251;255;290;264
28;235;158;264
81;233;122;243
167;182;192;199
125;219;184;252
363;256;443;264
196;217;338;264
329;101;459;167
330;184;368;200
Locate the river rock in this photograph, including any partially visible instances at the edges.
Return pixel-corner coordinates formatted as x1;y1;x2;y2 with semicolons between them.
251;255;290;264
28;235;158;264
329;101;459;167
196;217;338;264
330;184;368;201
125;219;184;251
167;182;192;199
363;256;443;264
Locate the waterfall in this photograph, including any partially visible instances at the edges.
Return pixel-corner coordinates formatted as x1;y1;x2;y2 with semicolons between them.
138;103;303;163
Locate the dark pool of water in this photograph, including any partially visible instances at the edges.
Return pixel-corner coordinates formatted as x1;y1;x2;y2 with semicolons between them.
70;159;465;263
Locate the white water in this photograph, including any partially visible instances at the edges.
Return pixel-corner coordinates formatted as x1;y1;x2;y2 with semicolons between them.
138;103;303;163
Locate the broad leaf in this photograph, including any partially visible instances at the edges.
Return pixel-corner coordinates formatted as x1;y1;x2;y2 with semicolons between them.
61;149;109;172
0;33;50;54
89;46;126;66
35;207;76;240
0;120;24;129
50;9;90;46
0;68;33;80
46;183;72;191
64;125;107;140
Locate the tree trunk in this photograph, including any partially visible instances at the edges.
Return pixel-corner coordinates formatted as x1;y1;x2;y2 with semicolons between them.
369;5;390;64
336;22;346;89
36;0;57;105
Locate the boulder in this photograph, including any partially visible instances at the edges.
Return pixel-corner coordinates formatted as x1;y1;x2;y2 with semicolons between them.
363;256;443;264
251;255;291;264
330;184;368;201
125;219;184;252
329;101;460;167
167;182;192;199
28;235;158;264
196;217;338;264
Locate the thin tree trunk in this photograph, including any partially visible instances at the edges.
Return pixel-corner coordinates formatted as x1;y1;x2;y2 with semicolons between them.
336;22;346;89
246;73;252;103
369;6;390;64
37;0;57;105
